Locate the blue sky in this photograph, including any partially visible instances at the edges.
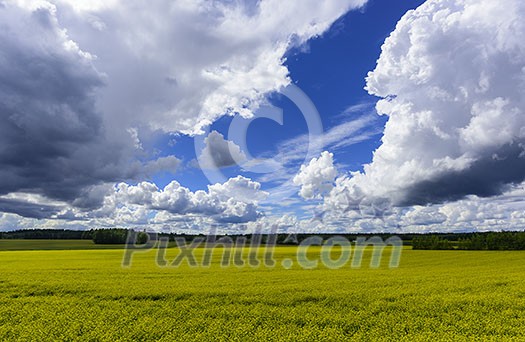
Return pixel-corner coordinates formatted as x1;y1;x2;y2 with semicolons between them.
153;0;426;191
146;0;427;222
1;0;525;233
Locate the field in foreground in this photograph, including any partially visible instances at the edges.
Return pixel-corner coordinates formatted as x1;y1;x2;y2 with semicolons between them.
0;244;524;341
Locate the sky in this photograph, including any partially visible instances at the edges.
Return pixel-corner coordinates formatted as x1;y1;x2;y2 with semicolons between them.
1;0;525;234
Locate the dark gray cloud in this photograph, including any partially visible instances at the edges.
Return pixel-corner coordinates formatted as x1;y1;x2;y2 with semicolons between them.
0;5;107;201
401;143;525;206
0;198;61;219
199;131;246;168
0;3;148;216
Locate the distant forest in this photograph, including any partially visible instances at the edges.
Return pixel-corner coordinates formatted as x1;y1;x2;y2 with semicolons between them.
412;232;525;250
0;229;92;240
1;229;525;250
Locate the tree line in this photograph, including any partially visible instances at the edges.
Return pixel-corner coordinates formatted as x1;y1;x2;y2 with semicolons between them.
412;231;525;250
0;229;92;240
2;229;525;249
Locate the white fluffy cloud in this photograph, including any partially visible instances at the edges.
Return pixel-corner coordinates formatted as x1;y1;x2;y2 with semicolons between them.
329;0;525;209
308;180;525;233
111;175;268;223
293;151;337;200
49;0;367;135
0;175;268;229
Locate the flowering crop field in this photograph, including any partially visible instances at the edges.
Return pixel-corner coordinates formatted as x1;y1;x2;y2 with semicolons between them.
0;245;524;341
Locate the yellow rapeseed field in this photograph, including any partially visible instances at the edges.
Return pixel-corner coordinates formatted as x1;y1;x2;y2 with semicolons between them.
0;245;524;341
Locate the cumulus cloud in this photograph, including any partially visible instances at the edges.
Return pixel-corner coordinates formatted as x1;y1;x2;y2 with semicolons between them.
256;114;380;202
52;0;368;134
143;156;181;176
311;180;525;233
112;176;268;223
199;131;246;168
293;151;337;200
328;0;525;209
